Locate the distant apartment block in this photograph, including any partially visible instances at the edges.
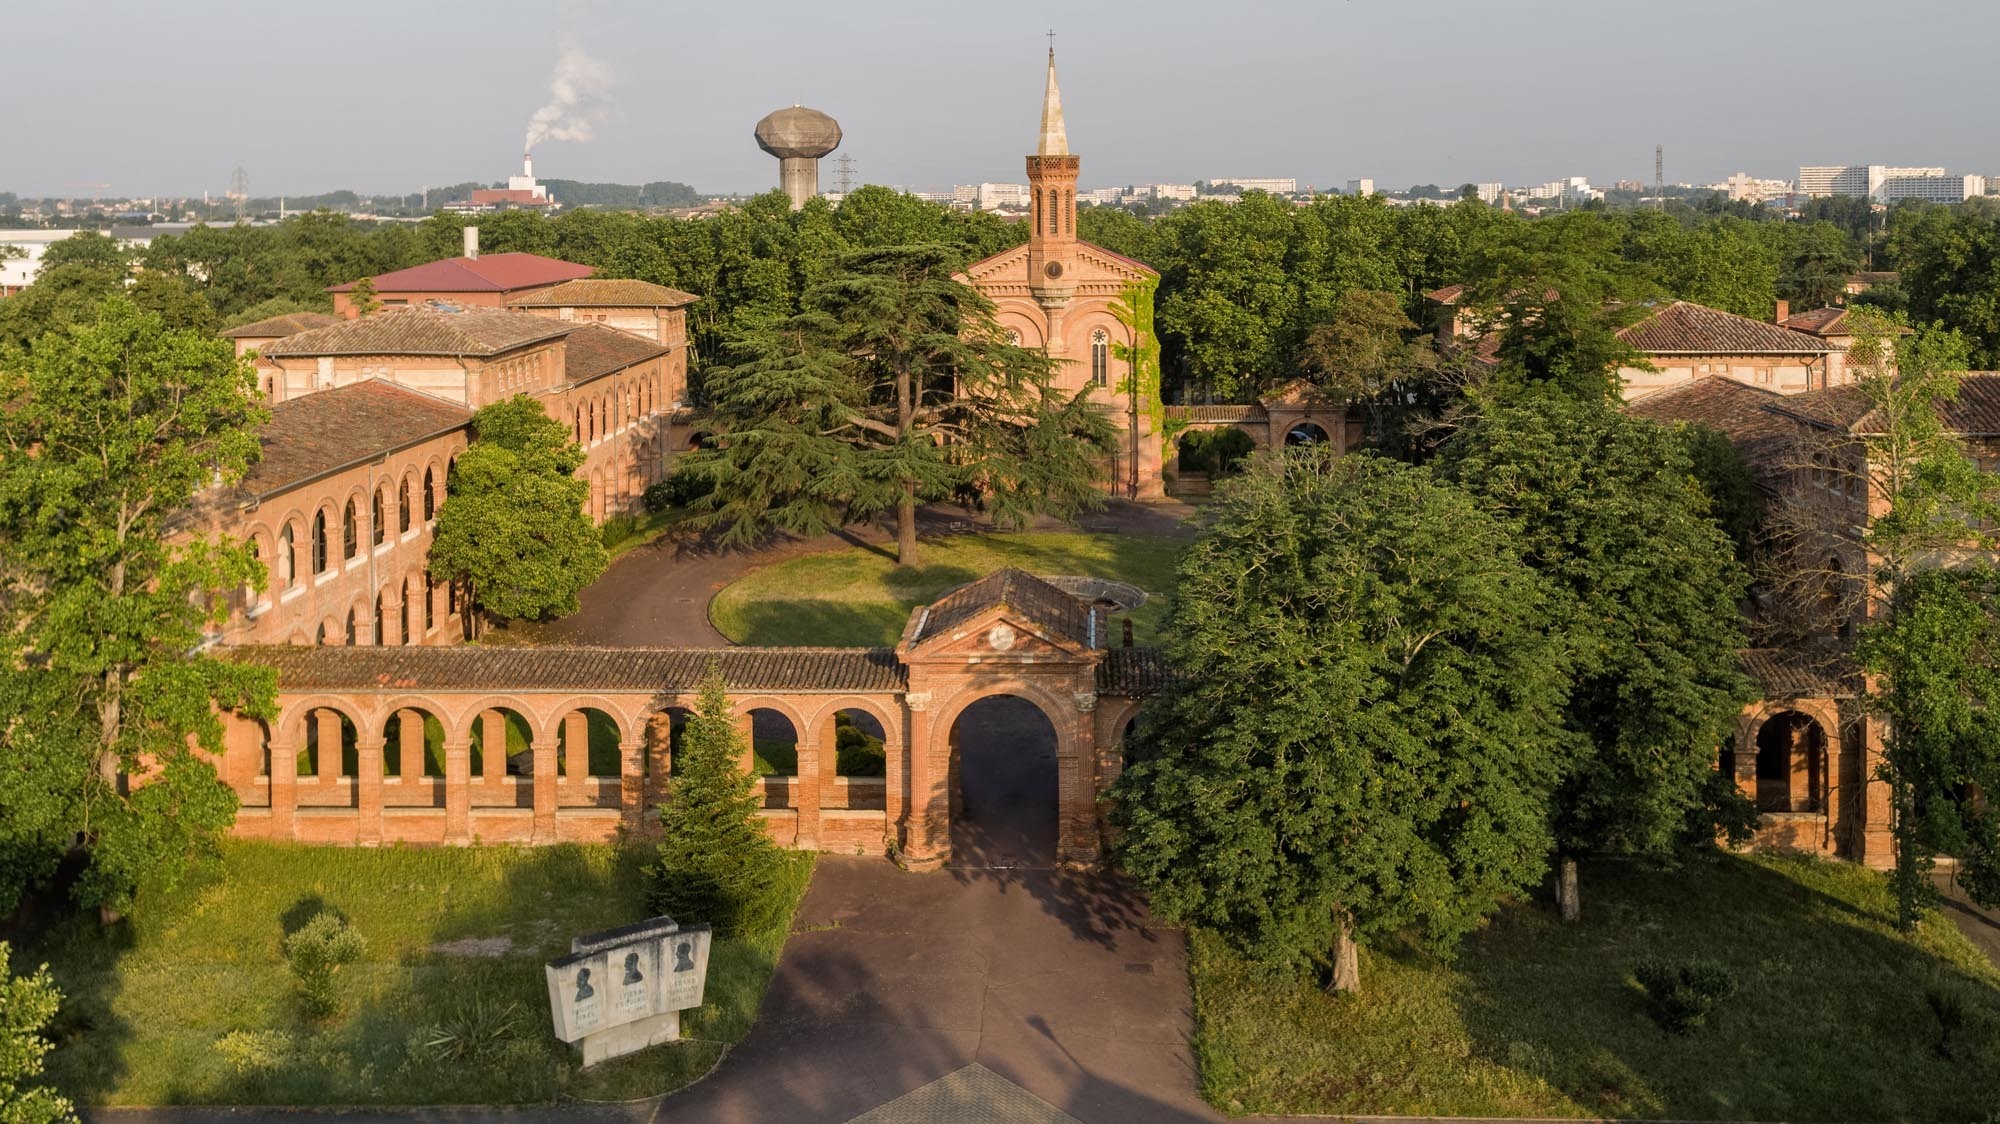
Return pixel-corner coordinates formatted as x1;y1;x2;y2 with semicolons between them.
1077;187;1127;206
1714;173;1794;203
1795;164;1973;200
1209;177;1297;194
1522;176;1601;204
1475;182;1504;204
974;182;1032;210
1141;183;1197;201
1346;178;1376;196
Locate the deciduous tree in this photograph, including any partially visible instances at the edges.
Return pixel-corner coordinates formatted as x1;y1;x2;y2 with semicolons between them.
1439;395;1756;920
1110;452;1571;991
0;297;274;915
429;395;607;626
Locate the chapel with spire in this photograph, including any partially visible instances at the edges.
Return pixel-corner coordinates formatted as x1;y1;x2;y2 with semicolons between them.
959;46;1165;501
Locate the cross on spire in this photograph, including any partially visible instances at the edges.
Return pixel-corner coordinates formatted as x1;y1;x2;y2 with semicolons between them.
1046;28;1056;54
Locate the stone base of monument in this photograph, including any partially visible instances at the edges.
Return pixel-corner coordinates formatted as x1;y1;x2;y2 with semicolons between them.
578;1008;679;1067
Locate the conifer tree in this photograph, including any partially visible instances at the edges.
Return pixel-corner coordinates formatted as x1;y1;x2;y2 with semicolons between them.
649;667;783;936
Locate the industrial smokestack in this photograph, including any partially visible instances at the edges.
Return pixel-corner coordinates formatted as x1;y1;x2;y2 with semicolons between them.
463;226;479;260
523;152;534;180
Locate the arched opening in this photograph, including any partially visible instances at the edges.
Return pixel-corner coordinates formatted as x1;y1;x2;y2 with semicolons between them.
277;523;296;589
398;478;412;534
1755;710;1828;813
557;707;623;780
742;707;797;810
1089;328;1109;387
371;488;385;547
828;708;888;811
1285;421;1331;447
343;607;358;646
341;498;358;560
688;430;712;452
651;706;694;783
468;707;535;808
373;592;387;646
311;510;329;573
382;707;446;808
948;695;1060;869
299;706;359;799
423;467;437;521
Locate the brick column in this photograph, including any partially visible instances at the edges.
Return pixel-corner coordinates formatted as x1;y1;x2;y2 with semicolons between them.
646;712;674;808
355;733;385;844
315;710;344;784
1859;711;1895;869
443;737;471;844
1060;690;1102;866
734;712;756;775
901;693;941;870
269;729;299;840
398;709;425;785
564;712;590;783
794;721;823;852
619;734;646;834
531;734;559;842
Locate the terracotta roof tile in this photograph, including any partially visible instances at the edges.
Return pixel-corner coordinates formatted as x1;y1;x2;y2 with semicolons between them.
1765;374;2000;436
261;307;575;359
1165;404;1267;423
563;323;669;385
916;568;1102;649
1424;283;1466;304
1739;648;1856;699
220;312;341;339
1618;301;1833;356
509;278;701;309
231;645;906;694
1096;647;1171;695
328;253;593;294
1625;377;1796;477
238;381;469;497
1778;307;1851;336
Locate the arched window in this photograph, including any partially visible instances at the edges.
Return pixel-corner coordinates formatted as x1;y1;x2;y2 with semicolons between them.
399;585;411;645
278;524;296;589
423;467;436;521
373;593;385;646
341;499;358;560
424;571;436;632
575;406;584;443
398;479;411;533
344;608;357;646
1090;329;1109;387
311;512;329;574
371;488;385;546
1064;190;1073;234
314;620;327;646
1047;189;1059;235
244;538;262;611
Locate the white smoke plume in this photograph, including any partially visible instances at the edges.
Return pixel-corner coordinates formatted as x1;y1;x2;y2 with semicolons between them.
524;36;614;151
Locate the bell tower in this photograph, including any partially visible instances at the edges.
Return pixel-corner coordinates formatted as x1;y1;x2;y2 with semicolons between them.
1026;47;1080;305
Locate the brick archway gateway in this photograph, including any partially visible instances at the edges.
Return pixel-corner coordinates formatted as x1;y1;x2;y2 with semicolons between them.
215;569;1163;865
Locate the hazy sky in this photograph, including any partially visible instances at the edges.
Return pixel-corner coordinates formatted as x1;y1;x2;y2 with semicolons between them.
11;0;1997;199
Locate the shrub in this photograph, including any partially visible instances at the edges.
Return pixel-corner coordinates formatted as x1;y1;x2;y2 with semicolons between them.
1634;957;1736;1034
282;911;367;1018
407;996;527;1068
1176;428;1255;476
215;1029;293;1075
599;513;642;548
644;470;712;513
1;942;75;1124
834;713;886;777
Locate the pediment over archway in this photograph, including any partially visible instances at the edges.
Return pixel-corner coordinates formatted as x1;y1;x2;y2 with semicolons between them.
898;568;1106;662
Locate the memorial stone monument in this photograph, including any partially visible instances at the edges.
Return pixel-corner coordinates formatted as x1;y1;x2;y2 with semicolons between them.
545;915;713;1066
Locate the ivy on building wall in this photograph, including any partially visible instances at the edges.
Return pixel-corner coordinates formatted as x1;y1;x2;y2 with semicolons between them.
1111;278;1178;441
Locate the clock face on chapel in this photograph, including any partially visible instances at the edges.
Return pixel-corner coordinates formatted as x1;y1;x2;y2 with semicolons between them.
1043;261;1064;279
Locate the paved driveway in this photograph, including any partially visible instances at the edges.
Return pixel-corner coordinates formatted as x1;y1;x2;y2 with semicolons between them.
656;697;1217;1123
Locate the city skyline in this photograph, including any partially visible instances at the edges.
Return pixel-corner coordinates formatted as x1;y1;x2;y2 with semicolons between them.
10;0;2000;199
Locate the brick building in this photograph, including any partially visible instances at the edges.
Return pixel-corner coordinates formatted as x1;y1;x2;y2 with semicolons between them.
508;278;701;351
219;311;340;358
328;240;593;318
960;50;1166;500
1616;301;1843;397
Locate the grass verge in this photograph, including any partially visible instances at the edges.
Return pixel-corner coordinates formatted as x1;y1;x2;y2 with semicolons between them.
33;840;813;1105
1191;852;2000;1121
709;531;1186;647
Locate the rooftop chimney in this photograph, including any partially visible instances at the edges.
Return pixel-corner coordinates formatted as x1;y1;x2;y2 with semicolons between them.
1775;298;1789;324
463;225;479;260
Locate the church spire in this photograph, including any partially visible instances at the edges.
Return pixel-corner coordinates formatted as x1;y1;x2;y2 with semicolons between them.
1037;47;1068;157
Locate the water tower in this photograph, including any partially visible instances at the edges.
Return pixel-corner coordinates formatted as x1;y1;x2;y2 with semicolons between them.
754;105;842;210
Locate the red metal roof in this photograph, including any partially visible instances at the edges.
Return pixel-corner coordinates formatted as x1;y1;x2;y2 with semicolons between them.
329;253;593;295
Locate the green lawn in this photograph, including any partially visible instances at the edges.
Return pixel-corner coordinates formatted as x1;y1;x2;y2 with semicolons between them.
33;841;812;1105
709;531;1187;648
1192;852;2000;1121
